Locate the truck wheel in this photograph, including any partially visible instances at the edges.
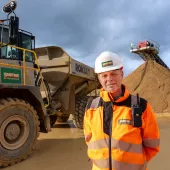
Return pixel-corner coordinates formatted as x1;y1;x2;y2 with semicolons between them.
0;98;40;167
73;96;89;129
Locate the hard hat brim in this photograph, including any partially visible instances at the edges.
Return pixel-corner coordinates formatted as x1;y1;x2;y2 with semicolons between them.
95;64;123;74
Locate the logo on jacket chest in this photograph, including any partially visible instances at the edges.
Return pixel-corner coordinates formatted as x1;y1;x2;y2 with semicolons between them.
118;119;132;125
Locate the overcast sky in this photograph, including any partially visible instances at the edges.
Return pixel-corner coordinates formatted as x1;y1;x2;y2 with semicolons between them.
0;0;170;76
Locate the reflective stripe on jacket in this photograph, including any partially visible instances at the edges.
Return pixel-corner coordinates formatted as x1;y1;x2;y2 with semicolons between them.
84;85;160;170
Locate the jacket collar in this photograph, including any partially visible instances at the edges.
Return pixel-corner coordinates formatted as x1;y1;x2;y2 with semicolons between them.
99;84;130;103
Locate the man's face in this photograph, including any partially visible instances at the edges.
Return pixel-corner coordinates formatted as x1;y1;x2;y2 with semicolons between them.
98;69;123;93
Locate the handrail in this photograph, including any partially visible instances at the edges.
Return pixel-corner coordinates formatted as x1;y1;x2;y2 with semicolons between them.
25;69;31;84
0;42;50;107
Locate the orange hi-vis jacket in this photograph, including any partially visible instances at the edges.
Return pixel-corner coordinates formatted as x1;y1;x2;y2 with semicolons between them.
84;85;160;170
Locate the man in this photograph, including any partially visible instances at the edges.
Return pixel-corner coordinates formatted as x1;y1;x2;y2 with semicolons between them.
83;51;160;170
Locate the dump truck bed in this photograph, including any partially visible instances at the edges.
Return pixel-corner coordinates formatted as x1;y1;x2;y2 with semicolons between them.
35;46;100;97
35;46;96;80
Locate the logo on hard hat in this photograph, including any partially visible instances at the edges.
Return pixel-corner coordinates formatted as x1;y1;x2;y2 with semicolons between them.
101;60;113;67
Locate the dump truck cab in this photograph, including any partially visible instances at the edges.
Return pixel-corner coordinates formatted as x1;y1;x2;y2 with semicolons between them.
0;25;35;60
0;24;36;86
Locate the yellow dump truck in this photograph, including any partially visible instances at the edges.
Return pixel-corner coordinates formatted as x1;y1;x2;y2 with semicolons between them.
0;1;100;167
35;46;100;128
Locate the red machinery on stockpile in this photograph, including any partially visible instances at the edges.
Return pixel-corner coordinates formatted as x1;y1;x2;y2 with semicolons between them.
130;40;169;69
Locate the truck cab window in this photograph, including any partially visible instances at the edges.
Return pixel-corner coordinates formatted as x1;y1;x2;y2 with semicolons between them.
0;27;9;59
7;46;19;59
20;33;34;62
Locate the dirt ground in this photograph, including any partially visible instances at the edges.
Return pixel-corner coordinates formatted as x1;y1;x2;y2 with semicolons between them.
4;116;170;170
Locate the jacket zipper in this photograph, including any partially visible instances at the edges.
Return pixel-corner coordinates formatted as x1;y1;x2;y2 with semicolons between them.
109;102;113;170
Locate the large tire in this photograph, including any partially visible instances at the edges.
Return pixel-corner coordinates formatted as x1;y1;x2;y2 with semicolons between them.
0;98;40;167
73;96;89;129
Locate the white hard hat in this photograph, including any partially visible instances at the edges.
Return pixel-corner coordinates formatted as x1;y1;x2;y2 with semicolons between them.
94;51;123;73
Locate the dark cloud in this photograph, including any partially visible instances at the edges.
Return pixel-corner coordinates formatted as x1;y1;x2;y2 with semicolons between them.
0;0;170;75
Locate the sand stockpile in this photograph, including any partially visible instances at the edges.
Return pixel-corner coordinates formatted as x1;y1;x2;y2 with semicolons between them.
123;60;170;113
